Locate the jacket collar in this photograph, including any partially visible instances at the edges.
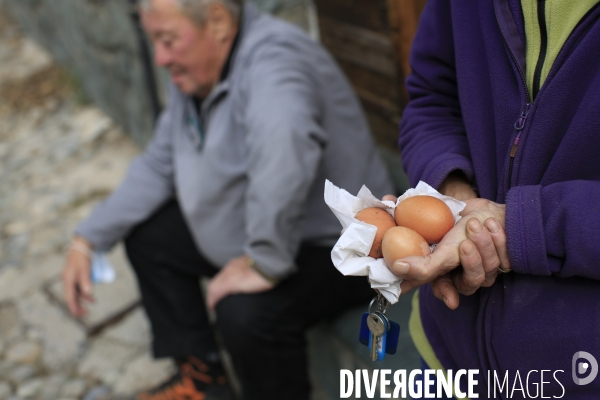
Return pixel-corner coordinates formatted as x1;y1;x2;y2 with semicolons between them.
494;0;527;78
201;2;260;110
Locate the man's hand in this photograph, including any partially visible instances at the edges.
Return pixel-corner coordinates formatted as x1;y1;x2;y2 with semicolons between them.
62;237;95;318
390;198;508;308
206;255;276;311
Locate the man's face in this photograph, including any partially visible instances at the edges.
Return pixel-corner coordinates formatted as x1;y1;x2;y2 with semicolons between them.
141;0;237;97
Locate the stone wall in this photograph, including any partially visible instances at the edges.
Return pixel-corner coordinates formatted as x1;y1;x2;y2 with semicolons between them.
0;0;317;146
1;0;155;146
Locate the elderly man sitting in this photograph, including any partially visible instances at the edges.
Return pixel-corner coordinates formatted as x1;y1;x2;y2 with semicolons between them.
62;0;393;399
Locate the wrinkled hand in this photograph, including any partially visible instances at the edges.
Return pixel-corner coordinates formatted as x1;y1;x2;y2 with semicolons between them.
390;198;509;308
435;173;510;309
206;255;276;311
429;173;479;309
62;237;95;318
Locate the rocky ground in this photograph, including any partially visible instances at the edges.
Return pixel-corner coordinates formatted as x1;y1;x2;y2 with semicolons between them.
0;11;176;400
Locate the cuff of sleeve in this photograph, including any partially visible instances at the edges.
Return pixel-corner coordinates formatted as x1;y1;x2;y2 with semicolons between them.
247;258;280;285
244;245;298;281
421;155;475;190
505;185;549;275
74;221;118;253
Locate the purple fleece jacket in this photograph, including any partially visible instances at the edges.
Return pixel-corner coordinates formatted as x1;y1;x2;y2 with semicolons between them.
400;0;600;397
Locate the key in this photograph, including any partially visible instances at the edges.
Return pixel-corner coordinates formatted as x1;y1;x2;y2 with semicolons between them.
359;296;382;348
369;333;378;361
367;312;387;336
368;321;379;362
367;311;389;361
359;295;400;361
375;312;389;361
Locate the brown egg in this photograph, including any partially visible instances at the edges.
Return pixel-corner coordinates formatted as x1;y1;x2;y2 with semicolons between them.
381;226;430;268
394;195;454;244
355;207;397;258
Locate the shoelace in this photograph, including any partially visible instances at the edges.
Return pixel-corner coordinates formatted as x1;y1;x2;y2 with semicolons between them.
185;356;227;385
182;363;213;384
138;357;226;400
137;368;206;400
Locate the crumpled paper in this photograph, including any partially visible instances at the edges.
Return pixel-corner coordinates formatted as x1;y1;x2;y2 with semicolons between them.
324;180;466;304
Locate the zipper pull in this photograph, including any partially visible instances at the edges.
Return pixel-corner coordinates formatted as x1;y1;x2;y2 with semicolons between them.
510;103;530;157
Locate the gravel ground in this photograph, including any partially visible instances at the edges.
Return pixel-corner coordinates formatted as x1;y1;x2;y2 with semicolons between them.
0;10;176;400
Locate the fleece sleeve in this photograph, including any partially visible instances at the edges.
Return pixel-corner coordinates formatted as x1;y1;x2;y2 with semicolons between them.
75;92;176;251
506;181;600;280
399;0;475;189
242;40;327;281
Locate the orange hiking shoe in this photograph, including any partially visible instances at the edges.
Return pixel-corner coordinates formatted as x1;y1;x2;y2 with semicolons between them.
137;356;232;400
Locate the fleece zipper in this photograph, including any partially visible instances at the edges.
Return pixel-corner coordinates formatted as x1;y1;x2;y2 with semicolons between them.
511;0;549;183
507;102;531;188
497;0;600;191
532;0;548;99
495;1;531;192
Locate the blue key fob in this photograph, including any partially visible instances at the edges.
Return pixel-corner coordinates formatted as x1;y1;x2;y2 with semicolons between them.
385;320;401;355
359;312;370;346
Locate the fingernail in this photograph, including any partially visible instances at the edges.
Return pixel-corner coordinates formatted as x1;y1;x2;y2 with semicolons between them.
442;296;449;306
394;261;410;275
463;241;475;256
486;219;500;233
468;219;482;233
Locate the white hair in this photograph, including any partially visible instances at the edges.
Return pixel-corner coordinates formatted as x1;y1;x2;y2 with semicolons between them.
140;0;243;25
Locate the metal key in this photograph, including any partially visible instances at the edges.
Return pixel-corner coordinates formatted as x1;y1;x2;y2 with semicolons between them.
360;294;398;361
367;311;389;361
367;312;387;335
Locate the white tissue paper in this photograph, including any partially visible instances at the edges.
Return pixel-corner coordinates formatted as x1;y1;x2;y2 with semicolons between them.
324;180;466;304
90;252;116;284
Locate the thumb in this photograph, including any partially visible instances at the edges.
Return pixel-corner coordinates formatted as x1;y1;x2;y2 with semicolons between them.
391;254;433;282
391;245;459;283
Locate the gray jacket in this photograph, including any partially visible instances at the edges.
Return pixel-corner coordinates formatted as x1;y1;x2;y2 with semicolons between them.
76;3;393;280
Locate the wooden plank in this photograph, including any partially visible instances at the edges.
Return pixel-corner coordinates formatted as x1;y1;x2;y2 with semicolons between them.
336;59;401;109
355;87;400;123
314;0;390;33
386;0;427;83
319;15;397;77
313;0;427;150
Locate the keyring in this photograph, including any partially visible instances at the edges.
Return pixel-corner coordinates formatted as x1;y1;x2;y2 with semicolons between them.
368;294;391;314
368;296;378;315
